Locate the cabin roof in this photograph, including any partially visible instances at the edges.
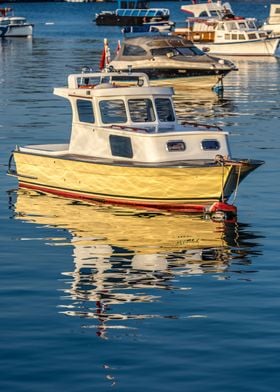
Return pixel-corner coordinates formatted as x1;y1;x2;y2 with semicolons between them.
54;71;174;98
181;1;233;17
122;35;194;47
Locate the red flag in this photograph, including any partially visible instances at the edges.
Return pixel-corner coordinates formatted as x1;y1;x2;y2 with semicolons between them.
99;46;106;70
116;40;121;55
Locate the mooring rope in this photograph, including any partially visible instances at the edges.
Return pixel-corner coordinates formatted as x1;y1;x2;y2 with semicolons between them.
232;163;242;203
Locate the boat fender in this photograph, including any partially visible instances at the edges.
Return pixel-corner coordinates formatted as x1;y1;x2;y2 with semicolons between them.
215;154;225;165
209;201;237;214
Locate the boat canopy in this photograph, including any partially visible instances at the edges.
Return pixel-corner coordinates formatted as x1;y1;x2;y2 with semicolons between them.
113;35;205;61
116;0;149;10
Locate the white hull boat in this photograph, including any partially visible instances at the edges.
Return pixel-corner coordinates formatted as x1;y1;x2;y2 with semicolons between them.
0;9;33;38
185;35;280;56
174;0;280;56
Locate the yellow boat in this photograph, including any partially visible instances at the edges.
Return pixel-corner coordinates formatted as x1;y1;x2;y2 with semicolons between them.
8;71;263;216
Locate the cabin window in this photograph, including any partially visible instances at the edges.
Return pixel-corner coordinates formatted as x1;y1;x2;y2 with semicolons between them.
99;100;127;124
239;34;246;40
227;22;237;30
231;34;238;40
199;11;208;17
217;24;225;31
276;8;280;14
0;20;9;26
238;22;247;30
259;33;267;38
189;46;205;55
225;34;230;39
247;20;256;29
155;98;175;122
175;46;204;56
128;99;156;122
109;135;133;158
248;33;257;39
77;99;95;123
166;140;186;152
201;139;220;150
151;47;179;56
123;44;147;56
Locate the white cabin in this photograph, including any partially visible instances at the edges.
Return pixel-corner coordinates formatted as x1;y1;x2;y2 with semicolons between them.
20;72;230;163
262;4;280;35
181;1;234;19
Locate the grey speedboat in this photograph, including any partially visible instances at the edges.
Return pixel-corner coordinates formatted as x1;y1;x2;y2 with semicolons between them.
109;35;237;90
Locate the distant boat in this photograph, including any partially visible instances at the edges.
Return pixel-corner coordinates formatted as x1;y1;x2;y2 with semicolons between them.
109;35;237;90
7;70;263;216
122;20;175;35
173;0;280;56
94;0;170;26
0;7;33;38
262;3;280;35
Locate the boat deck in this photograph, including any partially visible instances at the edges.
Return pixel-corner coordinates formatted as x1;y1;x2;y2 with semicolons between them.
17;146;218;168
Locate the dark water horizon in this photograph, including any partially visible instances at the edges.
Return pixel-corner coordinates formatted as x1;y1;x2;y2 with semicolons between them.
1;1;280;391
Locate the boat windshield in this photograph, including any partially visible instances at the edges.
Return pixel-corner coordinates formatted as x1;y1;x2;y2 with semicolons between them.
177;46;204;56
10;18;26;25
209;11;219;17
151;46;204;57
99;97;175;125
151;47;180;56
155;98;175;122
128;99;156;122
0;20;9;26
99;100;128;124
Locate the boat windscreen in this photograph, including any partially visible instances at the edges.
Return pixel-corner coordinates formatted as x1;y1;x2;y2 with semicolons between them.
123;44;147;56
128;99;156;123
151;47;180;56
99;100;128;124
155;98;175;122
177;46;205;56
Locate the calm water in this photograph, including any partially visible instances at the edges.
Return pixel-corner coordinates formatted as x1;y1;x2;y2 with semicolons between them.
1;1;280;391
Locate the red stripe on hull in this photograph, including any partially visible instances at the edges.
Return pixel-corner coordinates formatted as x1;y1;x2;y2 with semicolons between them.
19;182;236;214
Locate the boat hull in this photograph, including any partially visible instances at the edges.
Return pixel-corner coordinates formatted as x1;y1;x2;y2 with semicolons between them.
95;14;169;26
11;151;261;213
108;65;227;89
193;38;279;56
146;74;223;90
5;24;33;37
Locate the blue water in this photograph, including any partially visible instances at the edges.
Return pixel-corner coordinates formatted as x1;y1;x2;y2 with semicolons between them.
1;1;280;391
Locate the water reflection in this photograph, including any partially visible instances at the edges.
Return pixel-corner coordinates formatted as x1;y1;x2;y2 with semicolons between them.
0;37;33;58
173;89;236;123
11;189;262;338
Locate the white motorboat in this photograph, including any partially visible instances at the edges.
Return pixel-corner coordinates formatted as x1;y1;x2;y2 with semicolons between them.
122;19;175;35
0;7;33;38
174;0;280;56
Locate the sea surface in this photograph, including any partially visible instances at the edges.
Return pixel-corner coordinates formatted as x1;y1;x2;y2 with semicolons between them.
1;1;280;391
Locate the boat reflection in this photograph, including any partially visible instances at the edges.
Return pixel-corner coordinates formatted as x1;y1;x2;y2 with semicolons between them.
0;35;33;54
12;189;262;338
173;88;236;123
